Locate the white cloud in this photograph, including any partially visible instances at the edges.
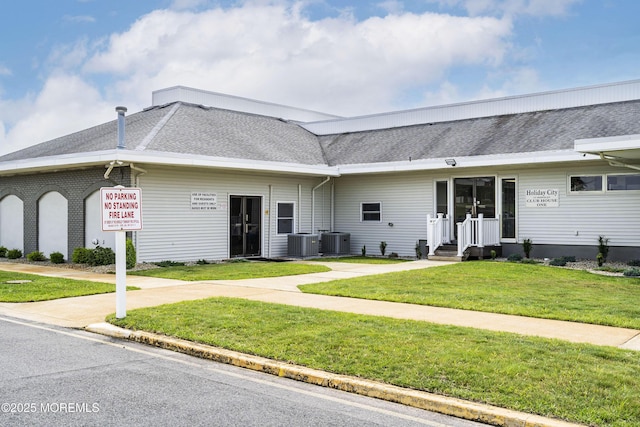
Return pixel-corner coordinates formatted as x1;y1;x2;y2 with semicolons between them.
63;15;96;23
0;74;113;155
0;65;11;76
2;1;518;154
83;3;512;115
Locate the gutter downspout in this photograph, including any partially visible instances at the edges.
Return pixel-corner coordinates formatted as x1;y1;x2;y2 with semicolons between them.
599;153;640;171
311;176;331;233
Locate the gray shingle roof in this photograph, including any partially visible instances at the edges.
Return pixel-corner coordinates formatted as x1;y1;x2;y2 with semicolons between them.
318;100;640;165
2;98;639;169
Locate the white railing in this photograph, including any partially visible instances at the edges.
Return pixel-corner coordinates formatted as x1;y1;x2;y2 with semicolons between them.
426;213;451;256
456;214;501;256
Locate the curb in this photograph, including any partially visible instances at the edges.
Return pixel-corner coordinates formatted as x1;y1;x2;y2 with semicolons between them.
86;322;584;427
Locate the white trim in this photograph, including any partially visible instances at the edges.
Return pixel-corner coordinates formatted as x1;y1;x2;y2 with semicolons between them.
0;149;340;177
276;201;296;235
575;133;640;154
360;202;382;222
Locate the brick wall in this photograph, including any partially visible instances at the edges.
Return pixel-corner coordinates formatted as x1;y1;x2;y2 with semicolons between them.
0;167;131;260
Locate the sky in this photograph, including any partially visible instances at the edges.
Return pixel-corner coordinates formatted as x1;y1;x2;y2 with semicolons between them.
0;0;639;155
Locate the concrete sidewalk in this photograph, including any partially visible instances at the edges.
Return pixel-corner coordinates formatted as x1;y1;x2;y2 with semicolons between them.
0;259;639;349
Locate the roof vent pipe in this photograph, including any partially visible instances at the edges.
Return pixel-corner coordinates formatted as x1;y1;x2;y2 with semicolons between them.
115;106;127;149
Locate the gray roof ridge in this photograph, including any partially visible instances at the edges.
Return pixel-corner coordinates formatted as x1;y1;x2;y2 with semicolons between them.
134;102;182;151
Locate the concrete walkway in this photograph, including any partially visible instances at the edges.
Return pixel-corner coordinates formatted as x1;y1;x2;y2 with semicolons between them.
0;259;639;350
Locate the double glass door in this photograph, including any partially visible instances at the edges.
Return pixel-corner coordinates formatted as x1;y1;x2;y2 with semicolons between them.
454;177;496;221
230;196;261;257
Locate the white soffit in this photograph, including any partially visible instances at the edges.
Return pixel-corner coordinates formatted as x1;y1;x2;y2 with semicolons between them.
575;134;640;160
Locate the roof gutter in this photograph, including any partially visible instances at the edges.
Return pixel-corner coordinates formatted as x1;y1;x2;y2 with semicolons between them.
599;153;640;171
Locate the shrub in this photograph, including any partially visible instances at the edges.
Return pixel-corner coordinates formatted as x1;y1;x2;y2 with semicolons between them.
596;252;605;267
415;242;422;259
560;255;576;263
50;251;65;264
126;238;136;269
623;267;640;277
549;258;567;266
72;247;94;264
521;258;540;264
490;250;497;260
627;259;640;267
7;249;22;259
379;241;387;257
361;245;366;256
92;246;115;266
597;235;610;263
522;238;533;258
196;259;210;265
155;260;186;267
0;246;6;257
26;251;46;261
507;253;522;262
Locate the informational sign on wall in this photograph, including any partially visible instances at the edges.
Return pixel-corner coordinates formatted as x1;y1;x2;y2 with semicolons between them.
525;189;559;208
191;192;217;210
101;187;143;231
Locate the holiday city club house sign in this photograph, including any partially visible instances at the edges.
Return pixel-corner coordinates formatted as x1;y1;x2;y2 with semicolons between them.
525;189;559;208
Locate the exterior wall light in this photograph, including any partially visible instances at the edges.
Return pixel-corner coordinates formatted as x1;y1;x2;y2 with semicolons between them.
445;158;457;166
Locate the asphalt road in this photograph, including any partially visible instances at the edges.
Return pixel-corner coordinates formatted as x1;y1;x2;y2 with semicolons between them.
0;316;485;427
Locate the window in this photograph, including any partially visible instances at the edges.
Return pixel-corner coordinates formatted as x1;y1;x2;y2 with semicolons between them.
570;175;602;192
361;202;381;222
607;174;640;191
277;202;294;234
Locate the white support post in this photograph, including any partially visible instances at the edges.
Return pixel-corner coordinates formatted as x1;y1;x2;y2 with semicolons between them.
427;214;434;256
477;213;484;248
115;230;126;319
457;222;464;257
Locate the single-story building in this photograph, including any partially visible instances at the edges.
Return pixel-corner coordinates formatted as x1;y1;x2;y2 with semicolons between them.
1;80;640;262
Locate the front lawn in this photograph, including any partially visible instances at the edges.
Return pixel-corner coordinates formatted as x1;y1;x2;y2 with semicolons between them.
0;270;136;302
129;261;330;281
109;297;640;427
299;261;640;329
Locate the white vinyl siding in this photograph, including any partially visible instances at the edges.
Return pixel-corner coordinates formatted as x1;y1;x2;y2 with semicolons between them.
136;166;322;262
517;165;640;247
334;172;432;257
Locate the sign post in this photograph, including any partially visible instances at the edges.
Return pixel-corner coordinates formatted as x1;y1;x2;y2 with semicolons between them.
101;186;143;319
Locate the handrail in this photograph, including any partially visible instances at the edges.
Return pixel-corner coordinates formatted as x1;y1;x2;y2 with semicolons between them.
457;214;501;256
427;214;445;256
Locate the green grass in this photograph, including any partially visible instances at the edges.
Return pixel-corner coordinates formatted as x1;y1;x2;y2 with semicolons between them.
109;297;640;427
300;261;640;329
310;256;409;264
0;270;136;302
129;261;330;281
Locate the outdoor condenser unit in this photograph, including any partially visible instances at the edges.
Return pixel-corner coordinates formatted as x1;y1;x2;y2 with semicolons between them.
320;232;351;255
287;233;319;257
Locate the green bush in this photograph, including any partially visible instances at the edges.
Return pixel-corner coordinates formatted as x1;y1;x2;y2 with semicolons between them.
155;260;186;267
26;251;46;261
627;259;640;267
196;259;209;265
361;245;366;256
623;268;640;277
522;238;533;258
0;246;7;257
521;258;540;264
72;247;94;264
379;241;387;256
490;250;497;260
597;236;609;263
507;253;522;262
50;251;65;264
560;255;576;263
597;252;605;267
549;258;567;266
7;249;22;259
126;238;136;269
92;246;115;266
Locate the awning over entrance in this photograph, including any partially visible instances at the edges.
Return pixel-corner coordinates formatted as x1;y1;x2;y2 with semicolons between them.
575;134;640;170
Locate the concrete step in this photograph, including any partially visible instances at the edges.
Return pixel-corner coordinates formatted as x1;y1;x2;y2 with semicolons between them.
428;254;464;262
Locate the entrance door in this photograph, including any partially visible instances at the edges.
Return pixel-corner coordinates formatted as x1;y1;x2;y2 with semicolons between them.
454;177;496;222
230;196;261;257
